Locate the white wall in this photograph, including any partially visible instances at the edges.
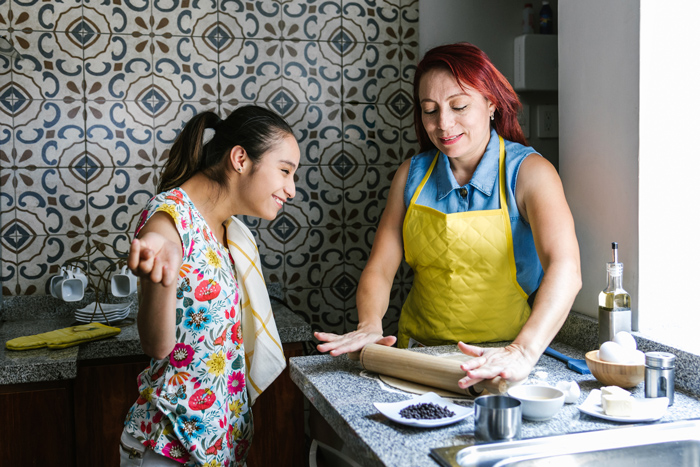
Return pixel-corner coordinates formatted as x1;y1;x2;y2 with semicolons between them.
638;0;700;346
559;0;640;325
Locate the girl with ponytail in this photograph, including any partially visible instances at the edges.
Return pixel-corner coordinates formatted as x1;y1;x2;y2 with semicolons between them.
120;105;299;466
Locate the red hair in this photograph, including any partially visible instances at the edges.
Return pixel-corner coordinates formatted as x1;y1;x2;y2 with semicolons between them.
413;42;527;152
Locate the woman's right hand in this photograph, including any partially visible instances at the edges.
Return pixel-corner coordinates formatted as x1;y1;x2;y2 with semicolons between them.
128;232;181;287
315;326;396;356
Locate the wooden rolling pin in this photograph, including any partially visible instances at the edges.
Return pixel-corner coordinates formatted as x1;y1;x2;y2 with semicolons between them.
352;344;509;396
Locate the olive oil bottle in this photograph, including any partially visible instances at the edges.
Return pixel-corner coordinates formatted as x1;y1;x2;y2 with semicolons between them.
598;242;632;347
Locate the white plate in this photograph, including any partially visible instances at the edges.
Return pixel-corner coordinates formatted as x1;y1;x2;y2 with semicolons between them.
373;392;472;428
77;302;130;314
577;389;669;423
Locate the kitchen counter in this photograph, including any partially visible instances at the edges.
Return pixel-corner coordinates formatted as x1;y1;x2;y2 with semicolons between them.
289;318;700;467
0;283;313;385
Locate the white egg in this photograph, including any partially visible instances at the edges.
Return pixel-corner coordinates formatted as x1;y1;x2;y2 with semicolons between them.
556;380;581;404
613;331;637;351
598;341;631;363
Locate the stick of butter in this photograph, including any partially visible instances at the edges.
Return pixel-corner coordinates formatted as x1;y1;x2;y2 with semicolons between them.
601;386;630;397
602;394;634;416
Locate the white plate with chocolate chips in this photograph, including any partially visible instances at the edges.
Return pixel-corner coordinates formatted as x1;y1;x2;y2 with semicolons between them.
373;392;472;428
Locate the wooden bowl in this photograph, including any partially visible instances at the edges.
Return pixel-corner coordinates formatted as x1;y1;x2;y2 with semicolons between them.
585;350;644;388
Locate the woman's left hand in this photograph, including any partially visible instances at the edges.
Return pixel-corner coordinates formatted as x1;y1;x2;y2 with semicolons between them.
456;341;535;389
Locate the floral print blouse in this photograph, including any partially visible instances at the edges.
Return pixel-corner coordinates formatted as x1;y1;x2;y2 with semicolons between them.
124;188;252;466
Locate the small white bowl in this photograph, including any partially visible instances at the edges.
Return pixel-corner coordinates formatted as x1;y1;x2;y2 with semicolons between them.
507;385;565;421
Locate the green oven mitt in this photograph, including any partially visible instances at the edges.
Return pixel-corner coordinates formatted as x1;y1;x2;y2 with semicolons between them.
5;323;121;350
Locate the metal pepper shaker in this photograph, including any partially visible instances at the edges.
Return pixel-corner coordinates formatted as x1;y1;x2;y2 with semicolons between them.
644;352;676;406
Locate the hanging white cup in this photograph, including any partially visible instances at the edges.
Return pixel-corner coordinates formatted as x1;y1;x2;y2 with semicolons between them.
70;266;88;289
52;270;85;302
49;267;68;298
111;266;138;297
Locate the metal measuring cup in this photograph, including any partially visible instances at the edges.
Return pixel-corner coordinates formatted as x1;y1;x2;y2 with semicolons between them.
474;394;522;443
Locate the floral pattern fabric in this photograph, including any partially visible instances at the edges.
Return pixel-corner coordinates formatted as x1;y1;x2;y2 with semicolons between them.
124;188;252;467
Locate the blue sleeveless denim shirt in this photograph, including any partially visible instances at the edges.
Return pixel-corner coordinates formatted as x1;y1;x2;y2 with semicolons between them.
404;128;544;296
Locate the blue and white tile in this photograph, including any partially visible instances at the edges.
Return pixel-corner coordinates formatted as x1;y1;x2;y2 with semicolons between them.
252;227;285;285
343;163;394;225
86;101;154;168
342;0;401;44
343;103;407;165
11;99;86;169
344;224;375;282
282;40;341;105
219;38;282;104
284;103;342;166
151;1;217;37
0;1;9;31
285;165;343;229
14;168;87;236
343;276;407;338
0;253;17;298
0;202;18;296
9;32;84;101
14;233;89;296
153;36;218;103
342;43;401;105
83;1;151;36
10;1;82;34
0;78;12;151
285;286;346;335
400;0;419;23
281;0;341;42
219;0;281;40
284;226;344;289
258;77;310;130
84;34;153;101
87;165;156;235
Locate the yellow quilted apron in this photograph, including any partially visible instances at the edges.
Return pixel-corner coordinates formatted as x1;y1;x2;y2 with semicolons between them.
398;136;531;348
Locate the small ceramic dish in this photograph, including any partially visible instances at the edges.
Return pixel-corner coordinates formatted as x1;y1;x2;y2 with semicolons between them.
507;384;565;421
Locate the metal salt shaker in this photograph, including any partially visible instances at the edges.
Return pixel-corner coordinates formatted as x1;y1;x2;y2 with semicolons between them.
644;352;676;406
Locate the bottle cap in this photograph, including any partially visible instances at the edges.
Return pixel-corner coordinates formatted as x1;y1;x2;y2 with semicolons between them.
645;351;676;368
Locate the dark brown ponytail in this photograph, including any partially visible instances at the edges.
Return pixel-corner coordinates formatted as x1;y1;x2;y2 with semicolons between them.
157;106;293;193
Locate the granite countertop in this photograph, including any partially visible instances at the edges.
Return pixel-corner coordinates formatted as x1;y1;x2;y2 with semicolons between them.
290;332;700;467
0;284;312;385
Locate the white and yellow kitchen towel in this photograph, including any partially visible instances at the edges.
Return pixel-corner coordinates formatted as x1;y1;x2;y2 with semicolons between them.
225;215;286;405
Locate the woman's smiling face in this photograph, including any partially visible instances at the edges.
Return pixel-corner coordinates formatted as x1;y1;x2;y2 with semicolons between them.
239;134;300;220
419;67;494;163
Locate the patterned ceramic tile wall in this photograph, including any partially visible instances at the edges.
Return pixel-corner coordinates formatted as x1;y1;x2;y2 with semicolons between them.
0;0;417;337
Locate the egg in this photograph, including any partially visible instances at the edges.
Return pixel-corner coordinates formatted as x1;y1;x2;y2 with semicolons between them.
598;341;632;363
613;331;637;351
556;380;581;404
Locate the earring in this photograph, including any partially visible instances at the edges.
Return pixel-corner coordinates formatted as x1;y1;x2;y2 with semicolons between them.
237;167;243;173
490;113;495;121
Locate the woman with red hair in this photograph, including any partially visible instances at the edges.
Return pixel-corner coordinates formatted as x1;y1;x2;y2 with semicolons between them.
316;43;581;389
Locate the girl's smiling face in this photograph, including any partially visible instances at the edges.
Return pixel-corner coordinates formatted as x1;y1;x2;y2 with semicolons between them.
239;134;300;220
419;67;494;163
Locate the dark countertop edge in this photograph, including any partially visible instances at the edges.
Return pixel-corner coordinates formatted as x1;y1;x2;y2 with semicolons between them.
0;289;312;386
